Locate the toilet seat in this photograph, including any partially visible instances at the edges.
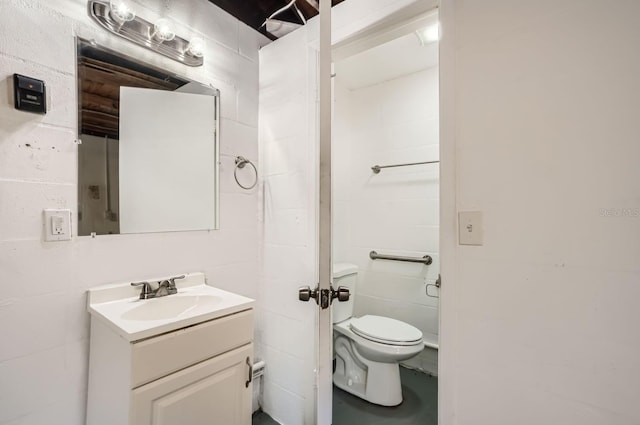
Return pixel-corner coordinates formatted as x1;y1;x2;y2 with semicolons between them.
349;315;423;346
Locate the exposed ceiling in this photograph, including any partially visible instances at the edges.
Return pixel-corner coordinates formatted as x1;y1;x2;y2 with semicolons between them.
207;0;345;39
78;40;187;139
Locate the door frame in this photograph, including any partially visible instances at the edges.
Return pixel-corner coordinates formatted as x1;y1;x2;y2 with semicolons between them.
318;2;452;424
317;1;334;425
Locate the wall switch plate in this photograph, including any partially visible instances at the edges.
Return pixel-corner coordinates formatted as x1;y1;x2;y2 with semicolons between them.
43;209;72;242
458;211;483;245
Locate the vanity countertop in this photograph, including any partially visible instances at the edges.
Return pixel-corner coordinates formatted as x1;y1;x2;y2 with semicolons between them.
87;272;254;342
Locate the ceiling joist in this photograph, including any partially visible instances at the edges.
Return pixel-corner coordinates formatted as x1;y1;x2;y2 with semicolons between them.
302;0;319;11
207;0;344;39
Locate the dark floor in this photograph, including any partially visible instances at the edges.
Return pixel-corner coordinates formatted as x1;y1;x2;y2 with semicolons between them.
333;368;437;425
252;410;280;425
252;368;437;425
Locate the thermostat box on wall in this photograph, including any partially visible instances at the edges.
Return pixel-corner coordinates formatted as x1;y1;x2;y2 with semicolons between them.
13;73;47;114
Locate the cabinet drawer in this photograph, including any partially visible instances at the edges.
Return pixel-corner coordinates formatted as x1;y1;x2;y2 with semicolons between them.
131;309;253;388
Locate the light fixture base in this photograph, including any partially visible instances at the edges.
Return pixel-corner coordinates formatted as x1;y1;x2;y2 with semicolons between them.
88;0;203;67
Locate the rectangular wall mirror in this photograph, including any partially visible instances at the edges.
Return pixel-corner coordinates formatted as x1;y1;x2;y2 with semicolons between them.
76;38;220;236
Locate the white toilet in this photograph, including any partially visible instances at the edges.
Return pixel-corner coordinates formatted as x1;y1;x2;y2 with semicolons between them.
332;263;424;406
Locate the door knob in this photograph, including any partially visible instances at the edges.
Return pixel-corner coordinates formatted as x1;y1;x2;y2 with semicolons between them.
299;285;349;308
299;286;318;303
331;286;350;302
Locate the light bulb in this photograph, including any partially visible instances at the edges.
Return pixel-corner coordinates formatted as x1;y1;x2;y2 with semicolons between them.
422;24;440;43
186;37;205;58
109;0;136;24
416;23;440;46
153;18;176;42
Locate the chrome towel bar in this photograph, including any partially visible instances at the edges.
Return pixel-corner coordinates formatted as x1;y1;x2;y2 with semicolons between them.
369;251;433;265
371;160;439;174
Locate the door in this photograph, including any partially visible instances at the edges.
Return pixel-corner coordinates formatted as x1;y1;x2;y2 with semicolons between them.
131;344;252;425
316;1;335;424
258;1;335;424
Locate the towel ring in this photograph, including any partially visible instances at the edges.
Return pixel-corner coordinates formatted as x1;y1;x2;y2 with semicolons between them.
234;156;258;190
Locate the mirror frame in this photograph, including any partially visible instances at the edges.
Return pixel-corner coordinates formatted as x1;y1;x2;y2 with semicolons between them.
74;37;220;237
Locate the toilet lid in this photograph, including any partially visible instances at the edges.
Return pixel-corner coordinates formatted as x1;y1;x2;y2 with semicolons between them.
350;315;423;345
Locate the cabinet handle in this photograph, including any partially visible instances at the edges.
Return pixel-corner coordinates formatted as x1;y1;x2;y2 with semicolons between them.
245;357;253;388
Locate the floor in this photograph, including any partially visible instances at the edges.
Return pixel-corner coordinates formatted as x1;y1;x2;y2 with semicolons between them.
252;410;280;425
252;368;437;425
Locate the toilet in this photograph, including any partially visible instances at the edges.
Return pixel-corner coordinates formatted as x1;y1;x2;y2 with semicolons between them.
332;263;424;406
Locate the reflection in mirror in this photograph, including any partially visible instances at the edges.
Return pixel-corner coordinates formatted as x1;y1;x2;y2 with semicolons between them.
76;38;219;236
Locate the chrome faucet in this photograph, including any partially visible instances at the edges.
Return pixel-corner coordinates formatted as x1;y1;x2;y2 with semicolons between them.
131;275;186;300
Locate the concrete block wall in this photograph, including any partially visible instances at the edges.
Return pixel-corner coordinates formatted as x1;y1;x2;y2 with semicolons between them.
333;67;439;371
334;68;439;341
0;0;268;423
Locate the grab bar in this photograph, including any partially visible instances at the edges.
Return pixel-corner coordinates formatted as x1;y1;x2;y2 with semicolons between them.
371;160;439;174
369;251;432;265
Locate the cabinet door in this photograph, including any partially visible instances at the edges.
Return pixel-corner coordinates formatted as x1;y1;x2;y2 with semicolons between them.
131;343;252;425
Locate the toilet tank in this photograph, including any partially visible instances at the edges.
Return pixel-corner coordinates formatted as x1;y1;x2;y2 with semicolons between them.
332;263;358;324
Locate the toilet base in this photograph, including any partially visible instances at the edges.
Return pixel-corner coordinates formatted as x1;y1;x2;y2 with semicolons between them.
333;336;403;406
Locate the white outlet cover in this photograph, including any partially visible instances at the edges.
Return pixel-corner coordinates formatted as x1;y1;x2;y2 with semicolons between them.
458;211;483;245
43;209;72;242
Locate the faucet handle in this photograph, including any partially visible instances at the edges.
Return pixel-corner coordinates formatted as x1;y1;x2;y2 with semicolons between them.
167;275;186;289
131;281;153;299
161;275;185;294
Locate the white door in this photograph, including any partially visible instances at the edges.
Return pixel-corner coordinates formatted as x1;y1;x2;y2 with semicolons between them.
131;344;252;425
258;1;335;424
315;1;335;424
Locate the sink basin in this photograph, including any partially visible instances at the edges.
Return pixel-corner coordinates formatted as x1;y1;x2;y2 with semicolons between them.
87;272;254;341
121;295;222;321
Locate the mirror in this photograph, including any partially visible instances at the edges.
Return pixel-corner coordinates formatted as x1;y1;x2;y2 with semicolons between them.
76;38;219;236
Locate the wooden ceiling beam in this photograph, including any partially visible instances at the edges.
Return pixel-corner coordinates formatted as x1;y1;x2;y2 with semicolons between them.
302;0;319;11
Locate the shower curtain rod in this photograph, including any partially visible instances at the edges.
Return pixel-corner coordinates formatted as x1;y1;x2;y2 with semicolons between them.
371;160;440;174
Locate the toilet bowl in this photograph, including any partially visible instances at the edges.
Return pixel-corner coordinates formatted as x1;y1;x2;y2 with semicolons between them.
332;263;424;406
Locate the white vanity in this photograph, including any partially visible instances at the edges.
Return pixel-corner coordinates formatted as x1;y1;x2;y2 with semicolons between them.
86;273;254;425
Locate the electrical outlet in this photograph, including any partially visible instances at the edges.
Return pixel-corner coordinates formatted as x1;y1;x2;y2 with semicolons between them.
52;216;64;235
44;209;71;242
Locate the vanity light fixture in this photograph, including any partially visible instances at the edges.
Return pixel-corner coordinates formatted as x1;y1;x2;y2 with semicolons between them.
88;0;204;67
152;18;176;42
186;37;206;58
108;0;135;24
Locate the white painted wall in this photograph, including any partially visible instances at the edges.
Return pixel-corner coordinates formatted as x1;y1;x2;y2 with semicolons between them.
0;0;268;423
439;0;640;423
258;0;438;423
333;66;440;371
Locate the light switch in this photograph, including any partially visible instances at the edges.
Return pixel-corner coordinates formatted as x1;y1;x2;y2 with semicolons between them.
458;211;483;245
44;209;72;242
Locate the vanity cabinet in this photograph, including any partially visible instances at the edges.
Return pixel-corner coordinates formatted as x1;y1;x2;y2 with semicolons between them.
86;308;254;425
132;344;251;425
